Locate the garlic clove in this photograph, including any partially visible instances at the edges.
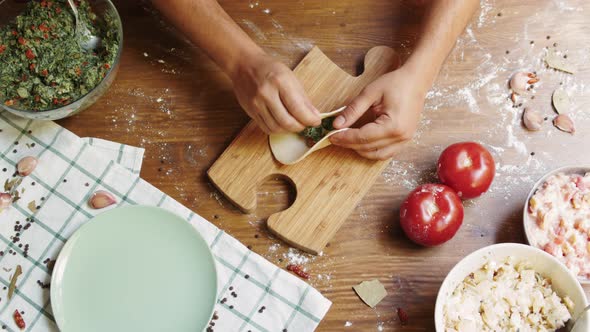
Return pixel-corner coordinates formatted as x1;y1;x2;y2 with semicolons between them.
88;190;117;209
17;156;38;177
510;72;534;95
522;108;544;131
0;193;12;211
553;114;575;134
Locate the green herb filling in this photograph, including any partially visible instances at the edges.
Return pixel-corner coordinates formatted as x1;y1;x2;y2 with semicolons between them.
300;116;335;146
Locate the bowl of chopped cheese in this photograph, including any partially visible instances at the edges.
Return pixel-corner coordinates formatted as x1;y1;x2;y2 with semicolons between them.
435;243;588;332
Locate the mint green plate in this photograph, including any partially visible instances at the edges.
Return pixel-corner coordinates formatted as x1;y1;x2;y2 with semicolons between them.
51;206;217;332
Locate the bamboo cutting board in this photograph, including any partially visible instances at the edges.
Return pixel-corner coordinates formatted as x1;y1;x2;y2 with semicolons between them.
208;46;399;254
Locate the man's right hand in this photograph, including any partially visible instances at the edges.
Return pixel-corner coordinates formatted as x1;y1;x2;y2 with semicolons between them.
230;53;321;134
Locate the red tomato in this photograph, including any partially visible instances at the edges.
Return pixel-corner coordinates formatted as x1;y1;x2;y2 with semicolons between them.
437;142;495;199
400;184;464;246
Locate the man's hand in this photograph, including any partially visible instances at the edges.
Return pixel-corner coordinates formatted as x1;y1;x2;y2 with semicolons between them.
230;54;321;134
329;66;426;160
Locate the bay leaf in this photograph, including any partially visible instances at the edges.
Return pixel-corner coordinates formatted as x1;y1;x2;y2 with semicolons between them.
353;279;387;308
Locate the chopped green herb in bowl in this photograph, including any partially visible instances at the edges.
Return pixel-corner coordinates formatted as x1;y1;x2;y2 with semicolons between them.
0;0;122;120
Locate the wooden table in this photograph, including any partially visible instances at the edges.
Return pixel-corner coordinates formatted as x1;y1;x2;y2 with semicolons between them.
57;0;590;330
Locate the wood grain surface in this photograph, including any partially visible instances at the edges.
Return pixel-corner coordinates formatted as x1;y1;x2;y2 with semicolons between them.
209;46;399;254
44;0;590;330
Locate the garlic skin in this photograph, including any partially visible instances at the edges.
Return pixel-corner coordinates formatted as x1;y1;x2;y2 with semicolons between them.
0;193;12;211
553;114;575;134
17;156;38;177
552;89;570;114
88;190;117;209
522;108;543;131
510;72;530;94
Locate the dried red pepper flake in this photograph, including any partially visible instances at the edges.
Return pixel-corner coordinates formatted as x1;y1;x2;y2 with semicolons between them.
43;33;49;39
103;63;110;69
11;30;18;36
75;67;82;76
29;63;36;71
25;49;35;60
21;74;28;82
34;95;40;102
18;37;27;45
13;310;25;330
286;264;310;279
52;98;59;105
40;69;48;76
55;7;62;14
397;307;408;325
4;100;15;106
0;45;6;54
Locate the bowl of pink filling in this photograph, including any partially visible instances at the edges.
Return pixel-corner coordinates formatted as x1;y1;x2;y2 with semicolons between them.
524;166;590;284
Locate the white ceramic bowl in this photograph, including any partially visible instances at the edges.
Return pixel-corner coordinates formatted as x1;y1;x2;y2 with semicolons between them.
435;243;589;331
523;165;590;285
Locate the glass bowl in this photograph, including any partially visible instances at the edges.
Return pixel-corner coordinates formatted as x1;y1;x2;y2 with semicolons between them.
523;165;590;285
0;0;123;121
